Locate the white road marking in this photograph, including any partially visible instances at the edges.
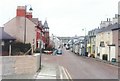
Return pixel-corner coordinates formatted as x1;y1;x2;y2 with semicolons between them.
59;66;63;79
60;66;73;81
61;66;69;79
64;68;73;81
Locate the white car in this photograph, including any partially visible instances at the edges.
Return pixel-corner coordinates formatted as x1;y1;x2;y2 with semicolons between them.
57;48;62;55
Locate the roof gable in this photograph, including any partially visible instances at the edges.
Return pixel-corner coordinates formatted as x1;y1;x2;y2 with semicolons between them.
0;27;15;40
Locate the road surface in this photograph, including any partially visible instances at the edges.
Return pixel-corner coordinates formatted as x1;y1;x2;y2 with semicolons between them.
42;48;118;79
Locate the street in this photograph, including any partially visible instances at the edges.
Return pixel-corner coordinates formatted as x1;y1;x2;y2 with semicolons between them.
42;48;118;79
1;1;120;81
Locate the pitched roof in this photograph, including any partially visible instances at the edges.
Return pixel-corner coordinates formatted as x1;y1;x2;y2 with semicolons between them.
0;27;15;40
43;20;49;29
97;23;118;33
30;18;43;29
30;18;39;25
112;24;120;31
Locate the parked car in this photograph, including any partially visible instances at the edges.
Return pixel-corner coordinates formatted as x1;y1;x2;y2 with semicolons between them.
57;48;62;55
66;45;70;50
44;50;53;55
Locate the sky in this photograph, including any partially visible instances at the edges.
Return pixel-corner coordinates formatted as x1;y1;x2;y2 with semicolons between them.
0;0;119;37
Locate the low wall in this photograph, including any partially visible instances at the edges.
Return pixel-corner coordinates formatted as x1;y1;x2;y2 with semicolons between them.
2;53;40;75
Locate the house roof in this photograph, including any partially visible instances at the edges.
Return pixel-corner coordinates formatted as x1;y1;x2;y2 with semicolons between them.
111;24;120;31
31;18;39;25
0;27;15;40
30;18;43;30
97;23;118;33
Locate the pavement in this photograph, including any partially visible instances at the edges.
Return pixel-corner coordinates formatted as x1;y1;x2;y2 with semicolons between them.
2;63;59;79
81;56;118;66
34;62;60;79
1;51;70;80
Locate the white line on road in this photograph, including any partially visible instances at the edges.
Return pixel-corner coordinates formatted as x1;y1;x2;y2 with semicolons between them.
61;66;69;79
60;66;73;81
64;67;73;81
64;68;73;81
59;66;63;79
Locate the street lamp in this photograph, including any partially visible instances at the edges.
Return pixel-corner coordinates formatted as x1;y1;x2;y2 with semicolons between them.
82;28;86;36
39;27;44;70
82;28;87;56
9;40;12;56
38;40;42;70
24;5;33;43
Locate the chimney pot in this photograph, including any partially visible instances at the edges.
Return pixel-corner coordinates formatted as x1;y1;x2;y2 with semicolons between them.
109;18;110;21
107;18;108;21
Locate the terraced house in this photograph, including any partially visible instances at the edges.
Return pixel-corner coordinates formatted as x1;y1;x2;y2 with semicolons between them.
4;6;50;51
87;28;99;57
95;14;118;62
87;14;119;62
95;23;118;62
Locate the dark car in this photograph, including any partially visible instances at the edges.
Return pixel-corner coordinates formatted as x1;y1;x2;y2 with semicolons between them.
66;45;70;50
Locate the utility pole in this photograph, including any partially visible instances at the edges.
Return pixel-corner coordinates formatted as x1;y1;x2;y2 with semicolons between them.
24;5;33;43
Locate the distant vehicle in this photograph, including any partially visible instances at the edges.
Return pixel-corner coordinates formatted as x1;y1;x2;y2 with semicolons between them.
57;48;62;55
44;50;53;55
66;44;70;50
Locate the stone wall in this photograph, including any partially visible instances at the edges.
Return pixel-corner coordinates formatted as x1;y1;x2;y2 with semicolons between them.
2;53;40;75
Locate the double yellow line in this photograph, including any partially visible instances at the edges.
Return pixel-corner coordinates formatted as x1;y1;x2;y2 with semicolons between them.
60;66;73;81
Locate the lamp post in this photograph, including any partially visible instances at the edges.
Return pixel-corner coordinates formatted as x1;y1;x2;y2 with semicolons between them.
38;40;42;70
24;5;33;43
82;28;86;36
82;28;87;56
9;40;12;56
39;28;44;70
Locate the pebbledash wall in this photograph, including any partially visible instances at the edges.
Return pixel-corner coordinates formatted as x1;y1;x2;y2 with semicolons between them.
2;54;40;75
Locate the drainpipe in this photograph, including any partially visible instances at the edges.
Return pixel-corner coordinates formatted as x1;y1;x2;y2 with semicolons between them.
109;46;110;62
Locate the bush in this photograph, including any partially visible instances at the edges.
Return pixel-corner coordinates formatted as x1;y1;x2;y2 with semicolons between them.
11;42;31;55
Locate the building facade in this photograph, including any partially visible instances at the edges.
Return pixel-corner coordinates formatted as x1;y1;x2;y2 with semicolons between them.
112;26;120;62
95;24;118;61
4;6;50;51
87;28;99;57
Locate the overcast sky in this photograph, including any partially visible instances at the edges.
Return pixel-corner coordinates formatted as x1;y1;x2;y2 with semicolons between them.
0;0;119;37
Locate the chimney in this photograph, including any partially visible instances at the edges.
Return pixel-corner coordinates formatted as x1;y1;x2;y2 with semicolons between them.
109;18;111;21
107;18;108;21
26;12;32;19
16;6;26;17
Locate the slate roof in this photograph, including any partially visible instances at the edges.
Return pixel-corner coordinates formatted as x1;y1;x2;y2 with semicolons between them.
0;27;15;40
31;18;39;25
43;20;49;29
111;24;120;31
97;23;118;33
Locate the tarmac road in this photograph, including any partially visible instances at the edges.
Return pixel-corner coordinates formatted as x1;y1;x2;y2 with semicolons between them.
58;49;118;79
42;48;118;79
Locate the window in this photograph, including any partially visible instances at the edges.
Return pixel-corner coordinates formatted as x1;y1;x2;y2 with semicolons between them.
100;41;105;47
97;53;100;56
